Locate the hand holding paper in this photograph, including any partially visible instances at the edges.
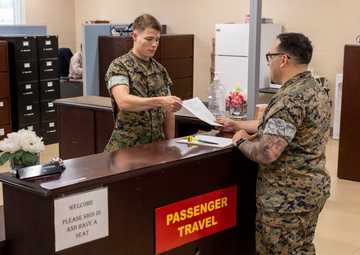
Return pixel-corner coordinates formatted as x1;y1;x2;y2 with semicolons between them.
164;96;182;112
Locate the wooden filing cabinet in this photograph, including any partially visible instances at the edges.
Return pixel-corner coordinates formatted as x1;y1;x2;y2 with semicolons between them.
160;35;194;100
337;44;360;181
98;36;133;98
98;34;194;100
0;41;11;141
0;36;41;136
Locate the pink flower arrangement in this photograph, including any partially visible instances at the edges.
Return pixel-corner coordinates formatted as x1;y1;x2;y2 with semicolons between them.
226;87;247;107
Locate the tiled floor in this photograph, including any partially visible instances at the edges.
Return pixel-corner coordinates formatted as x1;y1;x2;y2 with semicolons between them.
0;138;359;254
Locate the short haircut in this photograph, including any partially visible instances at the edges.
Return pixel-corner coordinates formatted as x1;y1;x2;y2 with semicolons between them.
276;33;313;64
133;13;162;33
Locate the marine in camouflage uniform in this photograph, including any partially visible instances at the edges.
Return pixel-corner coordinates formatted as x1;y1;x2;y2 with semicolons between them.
255;70;331;254
104;50;172;151
215;33;331;254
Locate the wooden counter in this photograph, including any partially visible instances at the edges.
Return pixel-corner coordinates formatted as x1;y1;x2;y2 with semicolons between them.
54;96;217;160
0;138;257;255
54;96;113;159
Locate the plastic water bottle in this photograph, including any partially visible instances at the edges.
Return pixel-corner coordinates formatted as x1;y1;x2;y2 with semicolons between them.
208;72;226;118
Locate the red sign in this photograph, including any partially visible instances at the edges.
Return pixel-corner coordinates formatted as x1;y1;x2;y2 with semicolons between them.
155;186;237;254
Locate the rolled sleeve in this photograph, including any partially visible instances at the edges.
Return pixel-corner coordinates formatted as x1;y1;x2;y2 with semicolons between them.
107;75;129;91
263;118;296;143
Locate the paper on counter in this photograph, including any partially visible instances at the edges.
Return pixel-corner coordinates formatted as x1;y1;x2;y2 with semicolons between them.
177;135;233;148
179;97;223;127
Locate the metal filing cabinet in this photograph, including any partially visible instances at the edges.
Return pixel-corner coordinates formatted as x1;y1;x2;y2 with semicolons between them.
37;35;60;144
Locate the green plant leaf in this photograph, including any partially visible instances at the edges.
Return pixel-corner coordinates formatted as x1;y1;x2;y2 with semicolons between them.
21;152;39;166
13;150;24;161
0;152;12;166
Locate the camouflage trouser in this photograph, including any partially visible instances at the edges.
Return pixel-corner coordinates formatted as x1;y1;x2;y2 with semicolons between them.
255;207;323;255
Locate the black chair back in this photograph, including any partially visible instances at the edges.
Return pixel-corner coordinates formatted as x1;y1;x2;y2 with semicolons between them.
58;48;73;78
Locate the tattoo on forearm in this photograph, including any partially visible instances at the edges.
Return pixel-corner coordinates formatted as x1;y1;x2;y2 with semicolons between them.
263;135;287;156
239;141;262;163
239;134;287;164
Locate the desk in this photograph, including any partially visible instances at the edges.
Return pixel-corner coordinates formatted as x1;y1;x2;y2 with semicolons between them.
60;79;83;98
0;138;257;255
258;87;279;94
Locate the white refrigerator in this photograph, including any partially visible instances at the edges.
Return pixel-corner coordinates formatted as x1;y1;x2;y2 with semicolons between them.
215;23;282;93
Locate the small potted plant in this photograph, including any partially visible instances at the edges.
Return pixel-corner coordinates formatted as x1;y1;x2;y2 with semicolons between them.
226;87;247;119
0;129;45;176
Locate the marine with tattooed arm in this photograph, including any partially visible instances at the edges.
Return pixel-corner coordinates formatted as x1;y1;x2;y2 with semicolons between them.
216;32;331;255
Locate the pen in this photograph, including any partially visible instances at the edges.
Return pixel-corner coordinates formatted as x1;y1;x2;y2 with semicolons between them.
197;139;219;145
186;136;219;145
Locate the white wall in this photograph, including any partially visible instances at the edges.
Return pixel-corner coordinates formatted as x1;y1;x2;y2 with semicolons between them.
74;0;360;106
24;0;76;51
23;0;360;118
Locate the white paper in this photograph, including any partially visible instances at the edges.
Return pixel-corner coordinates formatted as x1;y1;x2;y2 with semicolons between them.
54;187;109;251
177;135;233;148
180;97;222;127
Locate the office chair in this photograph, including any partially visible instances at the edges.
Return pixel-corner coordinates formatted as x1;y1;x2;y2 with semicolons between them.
58;48;73;79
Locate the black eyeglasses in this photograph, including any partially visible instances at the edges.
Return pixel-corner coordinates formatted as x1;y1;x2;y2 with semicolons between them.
265;52;290;62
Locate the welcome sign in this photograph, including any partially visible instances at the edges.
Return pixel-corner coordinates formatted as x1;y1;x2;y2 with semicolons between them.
54;187;109;252
155;186;237;254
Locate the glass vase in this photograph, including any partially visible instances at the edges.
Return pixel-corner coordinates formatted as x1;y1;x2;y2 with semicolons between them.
229;104;247;120
9;153;40;177
9;158;24;176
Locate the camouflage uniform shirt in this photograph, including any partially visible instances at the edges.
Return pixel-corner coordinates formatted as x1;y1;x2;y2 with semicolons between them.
104;50;172;151
257;71;331;213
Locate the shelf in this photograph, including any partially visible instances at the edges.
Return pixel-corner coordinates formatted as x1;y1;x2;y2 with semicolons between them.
259;87;279;94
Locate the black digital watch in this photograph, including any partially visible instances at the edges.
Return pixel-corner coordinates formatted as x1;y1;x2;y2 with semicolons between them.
236;138;247;148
